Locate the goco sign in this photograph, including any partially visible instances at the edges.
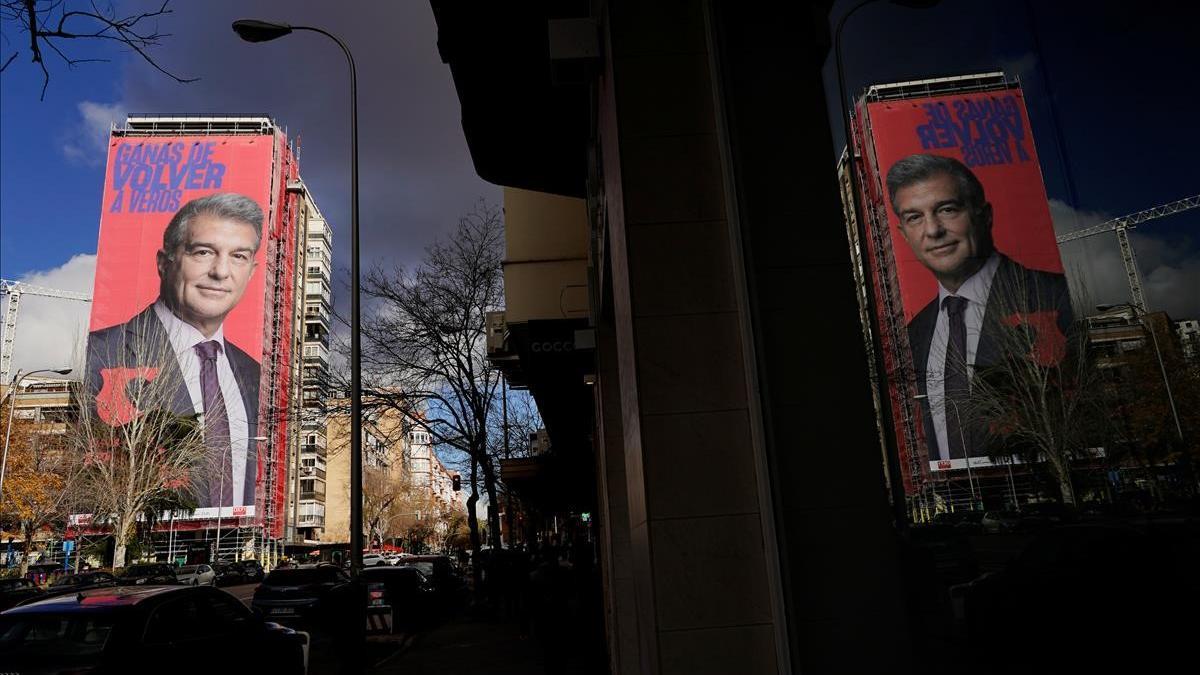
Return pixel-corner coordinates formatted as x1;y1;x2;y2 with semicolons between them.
530;340;574;353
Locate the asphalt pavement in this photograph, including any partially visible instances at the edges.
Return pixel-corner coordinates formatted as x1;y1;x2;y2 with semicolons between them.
226;581;409;674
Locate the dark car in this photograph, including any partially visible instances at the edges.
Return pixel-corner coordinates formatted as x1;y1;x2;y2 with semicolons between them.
251;564;351;625
211;561;245;587
43;571;119;598
398;555;466;606
0;585;308;674
0;577;44;612
236;559;265;583
360;566;436;631
115;563;178;586
961;523;1195;669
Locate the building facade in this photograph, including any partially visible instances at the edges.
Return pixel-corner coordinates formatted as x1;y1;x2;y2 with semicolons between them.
288;188;334;544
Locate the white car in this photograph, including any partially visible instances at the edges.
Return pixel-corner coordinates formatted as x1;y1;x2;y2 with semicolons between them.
175;564;216;586
361;553;389;567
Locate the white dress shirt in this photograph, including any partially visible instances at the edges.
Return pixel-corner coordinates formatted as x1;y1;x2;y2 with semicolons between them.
154;300;250;506
924;253;1000;460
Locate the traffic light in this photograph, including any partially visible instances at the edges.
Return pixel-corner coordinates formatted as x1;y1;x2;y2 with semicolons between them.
452;475;461;491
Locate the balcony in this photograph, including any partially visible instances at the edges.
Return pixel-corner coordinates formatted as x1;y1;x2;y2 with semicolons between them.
302;343;330;364
299;466;327;481
300;490;325;501
297;515;325;527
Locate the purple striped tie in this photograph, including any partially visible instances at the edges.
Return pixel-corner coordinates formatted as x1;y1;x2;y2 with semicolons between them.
943;296;969;459
195;340;233;506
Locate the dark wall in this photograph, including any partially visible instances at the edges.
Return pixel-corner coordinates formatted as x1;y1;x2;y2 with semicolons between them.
710;2;914;670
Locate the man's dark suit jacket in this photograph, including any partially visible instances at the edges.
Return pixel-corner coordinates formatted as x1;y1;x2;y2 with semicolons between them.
86;304;260;508
907;255;1073;460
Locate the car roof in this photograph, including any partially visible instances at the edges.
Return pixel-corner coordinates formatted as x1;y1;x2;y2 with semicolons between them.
363;566;424;577
3;585;189;614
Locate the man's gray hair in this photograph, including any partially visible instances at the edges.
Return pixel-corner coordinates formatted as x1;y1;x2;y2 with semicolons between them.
162;193;264;253
886;154;987;216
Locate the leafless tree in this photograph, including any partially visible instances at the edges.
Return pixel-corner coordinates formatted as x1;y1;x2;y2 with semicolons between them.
348;200;507;588
962;276;1110;506
0;0;195;99
488;387;541;545
69;329;212;568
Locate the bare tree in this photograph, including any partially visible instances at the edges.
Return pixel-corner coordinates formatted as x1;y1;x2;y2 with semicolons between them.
363;465;402;549
0;0;195;99
70;330;213;569
350;200;507;588
488;388;541;545
963;276;1110;506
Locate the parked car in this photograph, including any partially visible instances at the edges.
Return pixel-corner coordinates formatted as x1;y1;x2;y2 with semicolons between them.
175;564;216;586
360;566;436;631
0;578;44;612
981;510;1020;534
236;559;265;583
40;571;119;599
251;564;351;625
0;585;309;674
399;555;465;597
361;553;389;567
212;562;245;587
115;563;178;586
24;563;66;587
961;524;1194;668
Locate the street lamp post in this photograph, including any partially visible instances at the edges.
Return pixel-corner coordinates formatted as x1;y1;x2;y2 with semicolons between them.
1;367;72;503
233;21;364;667
914;393;979;509
232;19;363;576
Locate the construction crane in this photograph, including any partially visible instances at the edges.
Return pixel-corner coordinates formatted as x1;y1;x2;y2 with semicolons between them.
1056;195;1200;313
0;279;93;385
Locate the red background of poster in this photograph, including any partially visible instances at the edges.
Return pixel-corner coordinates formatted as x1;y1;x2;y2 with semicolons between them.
89;135;275;358
865;90;1065;323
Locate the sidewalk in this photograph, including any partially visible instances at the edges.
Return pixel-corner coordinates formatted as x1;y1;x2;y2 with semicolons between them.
371;611;546;675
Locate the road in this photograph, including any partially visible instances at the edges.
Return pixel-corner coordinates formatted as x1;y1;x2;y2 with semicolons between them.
225;581;259;606
222;581;410;673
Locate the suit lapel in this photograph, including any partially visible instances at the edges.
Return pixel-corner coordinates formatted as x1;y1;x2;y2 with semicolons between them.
977;256;1019;369
123;306;193;416
224;342;260;506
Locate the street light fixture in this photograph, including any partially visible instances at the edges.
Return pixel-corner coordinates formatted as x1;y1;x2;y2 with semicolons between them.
1096;303;1183;441
232;18;363;578
1;367;72;503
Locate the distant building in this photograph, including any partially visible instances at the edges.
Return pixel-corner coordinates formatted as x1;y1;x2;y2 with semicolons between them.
322;402;407;545
1176;319;1200;362
289;189;334;545
407;424;466;514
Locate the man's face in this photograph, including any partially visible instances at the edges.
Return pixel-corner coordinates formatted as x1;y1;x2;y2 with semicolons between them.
157;213;258;337
895;172;993;292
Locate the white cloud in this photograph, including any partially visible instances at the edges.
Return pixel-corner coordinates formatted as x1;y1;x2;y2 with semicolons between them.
1053;200;1200;320
59;101;124;166
2;254;96;377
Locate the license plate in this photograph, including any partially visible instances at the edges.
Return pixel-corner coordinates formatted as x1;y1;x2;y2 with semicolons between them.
270;607;296;615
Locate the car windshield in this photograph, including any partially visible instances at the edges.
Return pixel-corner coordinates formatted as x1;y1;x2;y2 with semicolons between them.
120;565;161;577
264;567;341;585
178;566;199;574
402;562;435;577
0;614;116;657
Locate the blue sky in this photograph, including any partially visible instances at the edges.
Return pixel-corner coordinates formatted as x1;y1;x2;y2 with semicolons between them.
2;0;1198;380
1;0;501;377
